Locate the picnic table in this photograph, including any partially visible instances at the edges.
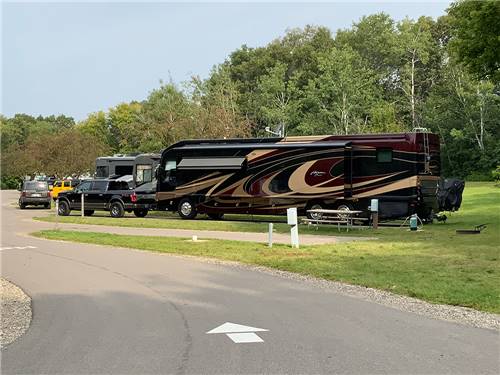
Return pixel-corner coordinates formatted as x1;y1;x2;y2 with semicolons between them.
303;209;367;231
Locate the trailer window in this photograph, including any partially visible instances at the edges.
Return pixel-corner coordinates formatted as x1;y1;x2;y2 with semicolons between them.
177;157;245;170
96;165;109;178
136;164;152;184
376;149;393;163
115;165;133;176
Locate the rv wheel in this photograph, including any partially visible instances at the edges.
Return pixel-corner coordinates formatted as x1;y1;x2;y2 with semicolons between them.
178;198;197;220
306;202;325;220
333;201;354;220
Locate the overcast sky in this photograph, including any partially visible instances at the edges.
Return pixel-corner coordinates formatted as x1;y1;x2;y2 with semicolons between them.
2;1;451;120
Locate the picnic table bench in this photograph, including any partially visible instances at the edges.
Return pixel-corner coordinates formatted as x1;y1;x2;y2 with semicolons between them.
303;209;369;231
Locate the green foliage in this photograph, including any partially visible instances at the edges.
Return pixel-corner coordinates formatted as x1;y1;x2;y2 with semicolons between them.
491;166;500;182
0;175;21;190
448;0;500;83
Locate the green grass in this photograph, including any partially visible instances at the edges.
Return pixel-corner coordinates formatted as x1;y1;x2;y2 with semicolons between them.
33;183;500;313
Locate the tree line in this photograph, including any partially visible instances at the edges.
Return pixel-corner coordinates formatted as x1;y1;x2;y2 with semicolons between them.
1;0;499;188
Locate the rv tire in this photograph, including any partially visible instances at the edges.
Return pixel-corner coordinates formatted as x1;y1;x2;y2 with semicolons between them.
306;201;325;220
178;198;197;220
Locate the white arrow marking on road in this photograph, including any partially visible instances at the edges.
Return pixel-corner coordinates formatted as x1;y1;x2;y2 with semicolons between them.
206;322;269;343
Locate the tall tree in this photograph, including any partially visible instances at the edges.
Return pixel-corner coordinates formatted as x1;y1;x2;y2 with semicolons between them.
448;0;500;83
299;46;377;135
395;17;436;129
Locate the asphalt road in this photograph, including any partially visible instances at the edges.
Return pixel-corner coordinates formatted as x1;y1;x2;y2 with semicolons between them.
1;190;498;374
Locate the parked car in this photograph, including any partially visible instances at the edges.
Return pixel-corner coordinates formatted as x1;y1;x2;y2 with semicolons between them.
51;179;80;200
19;181;51;209
56;179;154;218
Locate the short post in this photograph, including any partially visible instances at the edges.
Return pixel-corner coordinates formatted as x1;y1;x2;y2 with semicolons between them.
370;198;379;229
287;207;299;248
81;193;85;217
268;223;273;248
55;198;59;229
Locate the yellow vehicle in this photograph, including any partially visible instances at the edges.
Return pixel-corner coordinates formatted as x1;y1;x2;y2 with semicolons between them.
51;180;80;200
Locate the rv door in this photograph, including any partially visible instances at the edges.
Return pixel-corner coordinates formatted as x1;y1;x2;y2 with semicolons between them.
163;159;177;191
343;145;353;198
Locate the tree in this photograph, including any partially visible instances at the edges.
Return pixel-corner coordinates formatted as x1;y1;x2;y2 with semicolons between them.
255;62;295;136
78;111;115;151
299;47;378;135
395;17;436;129
190;65;252;139
108;102;142;152
448;0;500;83
2;130;109;177
424;62;500;177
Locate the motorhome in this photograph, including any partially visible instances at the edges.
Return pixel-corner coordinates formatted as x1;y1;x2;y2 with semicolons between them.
156;132;443;220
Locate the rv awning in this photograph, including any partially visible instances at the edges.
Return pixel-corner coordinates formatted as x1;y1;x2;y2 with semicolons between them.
177;157;246;170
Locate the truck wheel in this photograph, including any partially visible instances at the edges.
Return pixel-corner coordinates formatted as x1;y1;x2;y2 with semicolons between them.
178;198;197;220
207;213;224;220
133;209;148;218
110;202;125;218
84;210;94;216
58;200;71;216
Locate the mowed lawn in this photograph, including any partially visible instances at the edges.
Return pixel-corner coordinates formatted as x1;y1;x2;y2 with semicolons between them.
34;182;500;313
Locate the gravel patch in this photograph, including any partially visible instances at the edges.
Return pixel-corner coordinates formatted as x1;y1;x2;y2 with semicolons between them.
1;277;32;348
163;253;500;331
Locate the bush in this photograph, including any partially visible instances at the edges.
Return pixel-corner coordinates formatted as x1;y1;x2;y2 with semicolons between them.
492;166;500;184
0;175;21;190
466;172;493;182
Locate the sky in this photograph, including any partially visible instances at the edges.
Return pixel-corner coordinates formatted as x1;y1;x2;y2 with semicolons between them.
2;1;452;121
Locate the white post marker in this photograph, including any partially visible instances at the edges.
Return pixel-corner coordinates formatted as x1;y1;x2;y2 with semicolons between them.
81;193;85;217
287;207;299;248
268;223;273;248
206;322;269;344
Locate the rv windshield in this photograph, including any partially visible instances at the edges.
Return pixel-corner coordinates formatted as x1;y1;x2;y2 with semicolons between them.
96;165;109;178
136;164;153;184
164;160;176;171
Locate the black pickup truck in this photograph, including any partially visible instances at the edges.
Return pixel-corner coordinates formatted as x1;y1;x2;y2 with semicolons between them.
56;179;155;218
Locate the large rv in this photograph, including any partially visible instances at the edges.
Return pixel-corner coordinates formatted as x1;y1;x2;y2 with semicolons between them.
156;132;441;220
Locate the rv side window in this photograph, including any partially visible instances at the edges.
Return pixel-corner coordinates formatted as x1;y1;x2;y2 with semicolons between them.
136;164;152;184
377;149;393;163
